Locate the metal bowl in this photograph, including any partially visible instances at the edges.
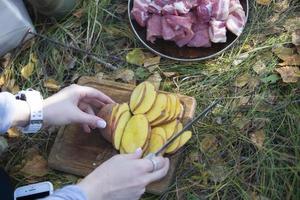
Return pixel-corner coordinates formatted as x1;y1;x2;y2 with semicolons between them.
128;0;249;61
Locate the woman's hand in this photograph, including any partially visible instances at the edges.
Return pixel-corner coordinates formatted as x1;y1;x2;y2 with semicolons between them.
43;84;114;132
77;148;170;200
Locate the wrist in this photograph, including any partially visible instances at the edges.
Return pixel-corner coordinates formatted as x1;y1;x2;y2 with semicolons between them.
11;100;31;127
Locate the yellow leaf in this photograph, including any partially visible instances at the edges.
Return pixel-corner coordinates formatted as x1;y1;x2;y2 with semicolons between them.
146;72;162;90
275;66;300;83
7;127;21;138
126;49;146;66
200;135;218;152
256;0;271;6
0;75;5;87
144;56;161;68
250;130;265;149
43;79;61;91
21;53;37;80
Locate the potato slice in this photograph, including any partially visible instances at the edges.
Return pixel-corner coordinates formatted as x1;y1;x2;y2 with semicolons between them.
178;103;185;120
151;96;172;126
160;120;179;139
145;132;165;154
113;111;132;150
165;122;183;154
146;93;167;122
133;82;157;114
121;114;150;153
97;103;117;143
130;83;146;112
177;131;192;149
111;103;130;128
167;94;177;121
172;96;181;120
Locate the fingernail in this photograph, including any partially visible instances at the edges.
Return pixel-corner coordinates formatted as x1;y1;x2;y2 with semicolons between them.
97;120;106;128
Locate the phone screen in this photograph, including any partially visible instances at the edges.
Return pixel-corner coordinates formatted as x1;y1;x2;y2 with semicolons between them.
16;191;50;200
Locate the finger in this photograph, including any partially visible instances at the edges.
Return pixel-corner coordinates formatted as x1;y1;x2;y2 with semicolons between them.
78;85;115;104
122;147;143;159
145;158;170;184
74;109;107;129
79;103;97;129
83;98;105;108
82;124;91;133
139;156;166;173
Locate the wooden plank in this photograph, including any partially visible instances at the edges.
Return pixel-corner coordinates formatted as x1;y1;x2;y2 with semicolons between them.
48;76;196;195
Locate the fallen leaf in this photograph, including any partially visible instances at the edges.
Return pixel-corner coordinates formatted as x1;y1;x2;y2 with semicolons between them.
44;79;61;91
275;66;300;83
73;8;84;18
146;72;162;90
278;55;300;66
261;74;280;84
253;60;267;75
115;69;136;85
20;154;49;177
0;136;8;156
10;84;20;94
144;56;161;68
163;72;178;78
256;0;271;6
283;16;300;33
0;69;12;87
200;135;218;152
233;74;251;88
21;53;37;80
126;49;146;66
272;46;295;60
233;115;251;130
147;65;159;73
7;127;21;138
250;130;265;149
239;96;251;107
233;53;249;66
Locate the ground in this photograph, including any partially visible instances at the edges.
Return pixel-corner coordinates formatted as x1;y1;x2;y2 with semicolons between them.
0;0;299;199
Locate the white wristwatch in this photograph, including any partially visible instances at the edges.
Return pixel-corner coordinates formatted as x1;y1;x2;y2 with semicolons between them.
15;89;43;133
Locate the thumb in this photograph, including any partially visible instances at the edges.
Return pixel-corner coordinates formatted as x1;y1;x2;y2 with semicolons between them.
75;110;107;128
125;147;143;159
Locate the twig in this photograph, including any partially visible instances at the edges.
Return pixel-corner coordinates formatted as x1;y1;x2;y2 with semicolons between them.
28;31;117;71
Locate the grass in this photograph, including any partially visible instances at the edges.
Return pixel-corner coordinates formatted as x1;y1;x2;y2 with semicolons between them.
1;0;300;199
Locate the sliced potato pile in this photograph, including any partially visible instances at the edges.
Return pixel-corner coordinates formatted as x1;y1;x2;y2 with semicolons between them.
97;81;192;156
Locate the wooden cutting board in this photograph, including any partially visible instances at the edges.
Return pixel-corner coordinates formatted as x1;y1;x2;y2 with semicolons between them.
48;76;196;195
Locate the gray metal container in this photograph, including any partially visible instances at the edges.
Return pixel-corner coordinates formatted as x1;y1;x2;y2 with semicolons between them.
28;0;77;18
0;0;35;57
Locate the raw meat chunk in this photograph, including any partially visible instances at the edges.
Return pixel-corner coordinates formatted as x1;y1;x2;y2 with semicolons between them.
147;15;162;43
209;19;227;43
188;23;211;47
212;0;230;20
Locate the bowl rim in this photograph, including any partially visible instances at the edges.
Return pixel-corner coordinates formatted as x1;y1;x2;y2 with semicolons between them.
128;0;249;62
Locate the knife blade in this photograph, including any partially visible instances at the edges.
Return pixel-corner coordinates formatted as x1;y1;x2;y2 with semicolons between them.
145;98;222;159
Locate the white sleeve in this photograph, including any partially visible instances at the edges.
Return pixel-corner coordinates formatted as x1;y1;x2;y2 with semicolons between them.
0;92;16;134
41;185;87;200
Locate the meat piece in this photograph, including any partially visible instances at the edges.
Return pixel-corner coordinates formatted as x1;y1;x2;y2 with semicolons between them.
209;19;227;43
147;15;162;43
161;16;176;40
131;0;150;27
173;0;193;14
165;15;193;30
148;1;162;14
226;0;246;36
175;28;194;47
162;4;178;15
212;0;230;21
154;0;171;7
196;0;213;23
188;23;211;47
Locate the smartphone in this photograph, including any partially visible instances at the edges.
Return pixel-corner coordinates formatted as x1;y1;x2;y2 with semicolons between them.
14;181;53;200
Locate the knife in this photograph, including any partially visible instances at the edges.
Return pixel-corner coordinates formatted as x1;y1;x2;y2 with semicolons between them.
145;98;222;159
